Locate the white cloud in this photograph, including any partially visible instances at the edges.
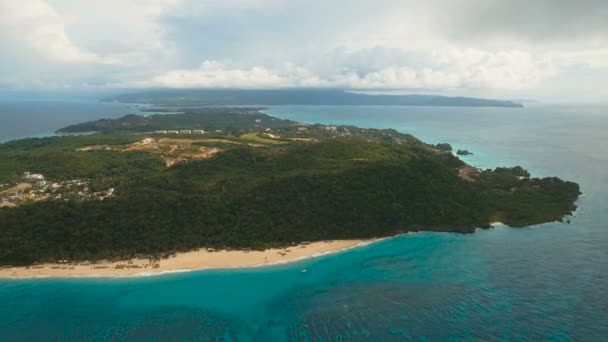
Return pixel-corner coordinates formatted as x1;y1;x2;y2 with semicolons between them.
436;49;558;90
551;49;608;69
48;0;180;66
144;51;554;91
148;60;293;88
0;0;101;63
165;0;283;16
1;0;608;101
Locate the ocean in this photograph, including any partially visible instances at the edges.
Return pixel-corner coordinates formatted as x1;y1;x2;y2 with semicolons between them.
0;101;607;340
0;99;143;143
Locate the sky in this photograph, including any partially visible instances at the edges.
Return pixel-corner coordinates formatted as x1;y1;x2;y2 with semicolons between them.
1;0;607;102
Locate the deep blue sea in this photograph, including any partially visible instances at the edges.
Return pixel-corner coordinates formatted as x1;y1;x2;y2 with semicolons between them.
0;100;607;340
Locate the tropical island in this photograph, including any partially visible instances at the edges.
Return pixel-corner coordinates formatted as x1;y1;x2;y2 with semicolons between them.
104;89;524;108
0;107;579;277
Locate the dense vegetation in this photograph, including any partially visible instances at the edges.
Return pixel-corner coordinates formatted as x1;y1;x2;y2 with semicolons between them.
457;149;473;155
103;89;524;108
435;143;453;152
0;135;162;190
0;111;579;266
57;107;294;134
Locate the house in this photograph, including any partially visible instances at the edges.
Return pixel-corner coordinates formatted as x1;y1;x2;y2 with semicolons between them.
167;130;179;134
23;172;45;181
255;119;262;123
179;130;192;134
193;130;205;134
155;130;167;134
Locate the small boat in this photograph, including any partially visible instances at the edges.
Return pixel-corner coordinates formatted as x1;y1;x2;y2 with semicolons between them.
301;269;308;273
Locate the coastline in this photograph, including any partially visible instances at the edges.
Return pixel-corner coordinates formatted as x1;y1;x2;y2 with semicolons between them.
0;239;380;279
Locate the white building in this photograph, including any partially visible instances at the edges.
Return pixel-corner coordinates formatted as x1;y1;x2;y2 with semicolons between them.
24;172;45;181
180;130;192;134
193;130;205;134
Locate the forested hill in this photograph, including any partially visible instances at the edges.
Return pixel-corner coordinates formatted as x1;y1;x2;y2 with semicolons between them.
0;109;579;266
57;107;294;134
103;89;524;108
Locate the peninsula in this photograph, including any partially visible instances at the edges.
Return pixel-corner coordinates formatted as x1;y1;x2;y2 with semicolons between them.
0;107;579;277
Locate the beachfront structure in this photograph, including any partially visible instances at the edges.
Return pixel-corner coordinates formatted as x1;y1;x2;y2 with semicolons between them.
193;130;205;134
155;130;167;134
167;130;179;134
23;172;45;181
180;130;192;134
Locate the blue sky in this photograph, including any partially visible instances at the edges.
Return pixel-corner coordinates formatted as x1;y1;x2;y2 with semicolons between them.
1;0;608;102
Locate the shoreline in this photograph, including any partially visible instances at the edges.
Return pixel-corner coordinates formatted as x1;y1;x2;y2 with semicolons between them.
0;239;381;279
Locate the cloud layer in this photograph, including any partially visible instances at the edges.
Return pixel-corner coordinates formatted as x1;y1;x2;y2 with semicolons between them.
1;0;608;101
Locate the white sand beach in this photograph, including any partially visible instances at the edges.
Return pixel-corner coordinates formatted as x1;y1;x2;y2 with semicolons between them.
0;239;377;278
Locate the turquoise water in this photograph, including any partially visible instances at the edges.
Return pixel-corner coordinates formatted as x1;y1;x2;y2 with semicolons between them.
1;102;607;340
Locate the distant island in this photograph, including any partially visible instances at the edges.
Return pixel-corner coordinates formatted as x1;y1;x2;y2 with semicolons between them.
0;107;578;276
457;149;474;156
104;89;524;108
